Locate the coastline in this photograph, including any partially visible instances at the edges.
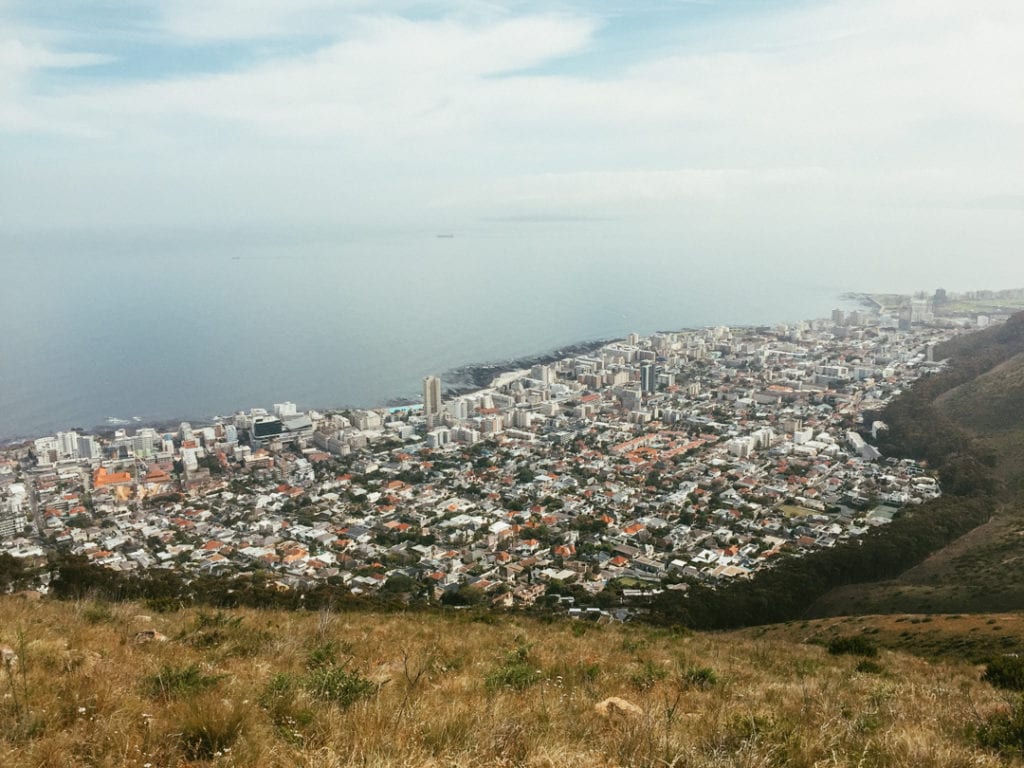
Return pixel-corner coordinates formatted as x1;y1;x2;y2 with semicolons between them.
1;278;865;445
1;338;616;446
0;286;881;445
436;338;611;399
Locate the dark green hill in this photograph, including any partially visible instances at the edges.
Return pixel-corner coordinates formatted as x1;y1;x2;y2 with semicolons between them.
940;351;1024;435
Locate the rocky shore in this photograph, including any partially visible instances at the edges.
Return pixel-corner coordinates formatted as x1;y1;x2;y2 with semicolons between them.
438;338;611;398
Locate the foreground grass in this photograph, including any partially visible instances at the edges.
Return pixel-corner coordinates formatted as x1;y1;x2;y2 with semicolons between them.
1;596;1021;767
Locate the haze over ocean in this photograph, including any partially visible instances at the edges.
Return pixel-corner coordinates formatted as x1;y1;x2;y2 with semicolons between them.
4;2;1024;441
3;222;860;441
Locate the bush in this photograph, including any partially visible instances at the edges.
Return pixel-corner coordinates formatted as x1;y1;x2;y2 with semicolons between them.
485;661;542;692
827;635;878;657
682;665;718;689
82;603;114;624
984;656;1024;691
629;659;667;691
306;640;351;670
855;659;884;675
486;645;542;692
144;664;222;699
304;666;376;708
173;697;246;760
260;673;315;742
973;696;1024;756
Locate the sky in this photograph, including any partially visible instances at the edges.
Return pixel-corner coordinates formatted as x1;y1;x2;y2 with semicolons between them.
2;0;1023;289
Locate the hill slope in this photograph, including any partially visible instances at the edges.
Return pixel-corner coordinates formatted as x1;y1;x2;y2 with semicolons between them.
939;351;1024;437
1;596;1022;767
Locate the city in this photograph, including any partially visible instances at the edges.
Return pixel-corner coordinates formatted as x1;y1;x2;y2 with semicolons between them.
0;297;998;612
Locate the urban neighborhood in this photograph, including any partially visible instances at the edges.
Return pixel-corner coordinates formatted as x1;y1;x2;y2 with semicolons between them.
0;296;1001;611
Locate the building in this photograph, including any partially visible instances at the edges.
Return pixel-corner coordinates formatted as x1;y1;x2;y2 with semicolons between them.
640;363;657;394
77;434;100;460
423;375;442;421
273;402;298;418
250;416;283;444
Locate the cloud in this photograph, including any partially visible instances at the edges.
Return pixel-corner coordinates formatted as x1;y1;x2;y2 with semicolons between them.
0;0;1022;258
0;37;111;132
154;0;531;41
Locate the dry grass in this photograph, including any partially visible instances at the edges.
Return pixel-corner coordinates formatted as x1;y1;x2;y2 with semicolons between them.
1;596;1021;767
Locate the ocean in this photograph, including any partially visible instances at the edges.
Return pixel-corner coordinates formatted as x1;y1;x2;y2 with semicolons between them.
1;223;856;441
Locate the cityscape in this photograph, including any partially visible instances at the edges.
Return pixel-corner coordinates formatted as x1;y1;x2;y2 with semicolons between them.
1;293;999;612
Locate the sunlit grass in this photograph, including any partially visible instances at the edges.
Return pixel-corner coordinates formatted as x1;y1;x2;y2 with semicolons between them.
1;595;1021;767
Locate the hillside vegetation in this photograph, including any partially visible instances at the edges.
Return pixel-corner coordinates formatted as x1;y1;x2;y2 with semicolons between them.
940;352;1024;436
2;595;1024;768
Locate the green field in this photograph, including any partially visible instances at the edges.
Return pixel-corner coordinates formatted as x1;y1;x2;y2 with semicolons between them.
777;504;820;518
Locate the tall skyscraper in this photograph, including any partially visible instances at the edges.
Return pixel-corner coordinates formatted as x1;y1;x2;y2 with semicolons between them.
640;363;657;394
423;375;442;420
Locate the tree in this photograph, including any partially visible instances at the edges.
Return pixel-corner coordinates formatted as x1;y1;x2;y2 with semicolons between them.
0;553;29;592
440;584;485;606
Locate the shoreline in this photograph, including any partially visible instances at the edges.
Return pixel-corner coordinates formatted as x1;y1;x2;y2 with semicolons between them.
436;338;611;399
1;284;874;445
2;285;913;446
1;338;616;446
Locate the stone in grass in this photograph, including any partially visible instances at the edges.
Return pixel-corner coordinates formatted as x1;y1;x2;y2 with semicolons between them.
134;629;169;644
594;697;644;719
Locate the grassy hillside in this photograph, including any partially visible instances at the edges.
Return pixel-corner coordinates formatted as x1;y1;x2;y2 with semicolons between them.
938;350;1024;503
939;351;1024;436
2;596;1024;767
741;611;1024;665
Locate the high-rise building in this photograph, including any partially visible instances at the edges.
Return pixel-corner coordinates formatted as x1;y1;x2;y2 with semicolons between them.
133;428;158;458
423;375;442;420
274;402;298;417
640;363;657;394
77;434;100;460
530;364;554;386
55;431;80;460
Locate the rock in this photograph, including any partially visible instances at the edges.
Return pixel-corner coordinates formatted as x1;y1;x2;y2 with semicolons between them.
0;645;17;666
594;696;644;719
133;630;168;644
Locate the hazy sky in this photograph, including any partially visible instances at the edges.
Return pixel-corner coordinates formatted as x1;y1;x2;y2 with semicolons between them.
2;0;1022;288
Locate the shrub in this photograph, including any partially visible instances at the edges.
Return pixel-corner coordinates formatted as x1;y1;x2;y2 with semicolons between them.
306;640;349;670
629;659;667;691
682;665;718;689
304;666;376;708
485;661;541;692
82;603;114;624
622;637;648;653
486;645;542;692
973;696;1024;756
260;671;298;709
260;673;314;742
179;610;246;650
855;659;884;675
144;663;222;699
984;656;1024;691
173;697;246;760
827;636;878;657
